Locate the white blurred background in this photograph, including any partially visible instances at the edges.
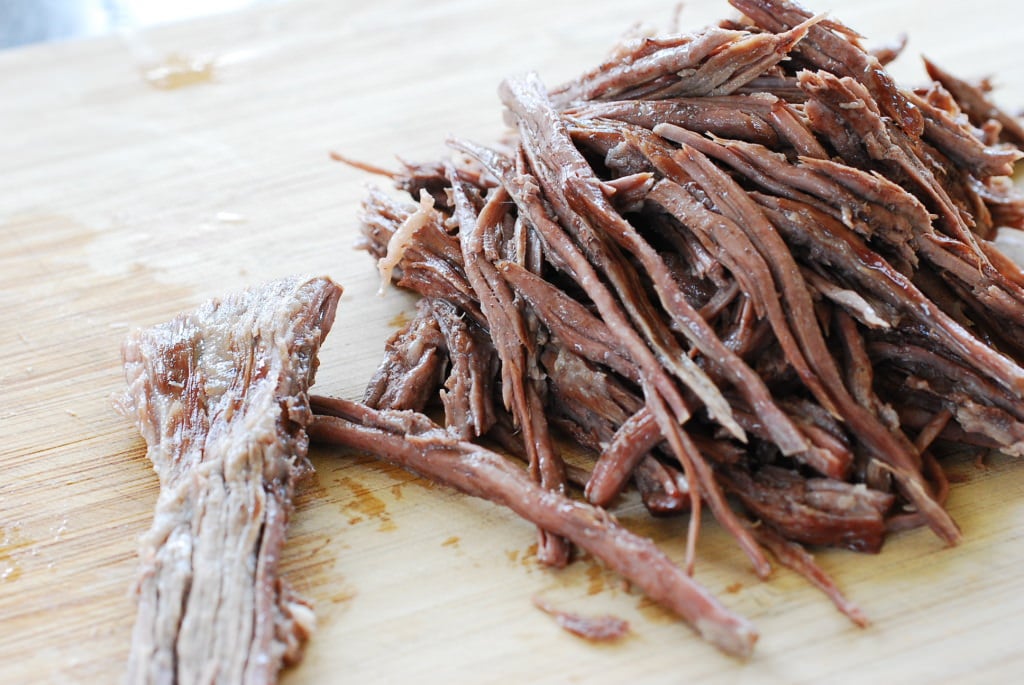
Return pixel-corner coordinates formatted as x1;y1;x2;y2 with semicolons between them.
0;0;283;49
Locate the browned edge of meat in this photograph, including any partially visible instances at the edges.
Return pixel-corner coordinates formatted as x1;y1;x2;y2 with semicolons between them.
119;275;343;685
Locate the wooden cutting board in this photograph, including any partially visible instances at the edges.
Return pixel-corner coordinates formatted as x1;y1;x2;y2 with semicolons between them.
3;0;1024;682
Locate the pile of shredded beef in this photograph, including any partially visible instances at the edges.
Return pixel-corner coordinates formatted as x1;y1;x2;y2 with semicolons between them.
312;0;1024;658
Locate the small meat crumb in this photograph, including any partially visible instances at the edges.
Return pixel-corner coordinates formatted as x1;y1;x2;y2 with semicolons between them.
532;595;630;642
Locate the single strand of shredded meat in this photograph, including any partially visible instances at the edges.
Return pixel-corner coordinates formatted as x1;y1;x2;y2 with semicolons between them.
308;395;759;659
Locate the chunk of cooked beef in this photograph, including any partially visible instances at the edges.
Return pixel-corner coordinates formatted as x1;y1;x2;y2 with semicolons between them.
363;298;446;412
120;276;342;685
719;465;894;552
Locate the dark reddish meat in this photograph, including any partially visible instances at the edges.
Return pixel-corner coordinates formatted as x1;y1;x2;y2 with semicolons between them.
321;0;1024;661
309;396;758;658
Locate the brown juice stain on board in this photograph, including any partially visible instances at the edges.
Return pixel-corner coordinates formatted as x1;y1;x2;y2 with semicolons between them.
523;542;539;568
725;582;744;594
0;527;29;583
388;310;412;328
441;536;460;548
351;453;378;467
585;563;606;596
635;595;674;623
322;583;359;620
614;513;671;543
279;532;338;587
294;470;329;508
143;54;216;90
337;475;396;532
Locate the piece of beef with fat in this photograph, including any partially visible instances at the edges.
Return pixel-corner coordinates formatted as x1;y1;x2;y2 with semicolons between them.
120;275;342;685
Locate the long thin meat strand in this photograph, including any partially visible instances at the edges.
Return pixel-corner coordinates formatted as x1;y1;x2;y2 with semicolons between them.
564;96;783;148
834;310;899;432
430;298;498;439
548;22;817;107
728;0;923;135
749;524;869;628
748;192;1024;401
648;140;959;544
451;176;571;566
308;396;759;659
453;138;692;424
923;58;1024;148
450;137;706;572
494;86;744;441
650;123;922;271
457;123;771;577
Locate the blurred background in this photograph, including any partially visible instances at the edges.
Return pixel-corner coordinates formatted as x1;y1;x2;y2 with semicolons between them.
0;0;281;49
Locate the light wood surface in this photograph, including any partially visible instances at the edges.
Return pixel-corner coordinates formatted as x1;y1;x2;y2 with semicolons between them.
2;1;1024;682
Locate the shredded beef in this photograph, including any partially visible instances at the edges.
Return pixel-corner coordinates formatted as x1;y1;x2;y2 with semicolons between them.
320;0;1024;662
310;396;758;657
121;276;342;684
